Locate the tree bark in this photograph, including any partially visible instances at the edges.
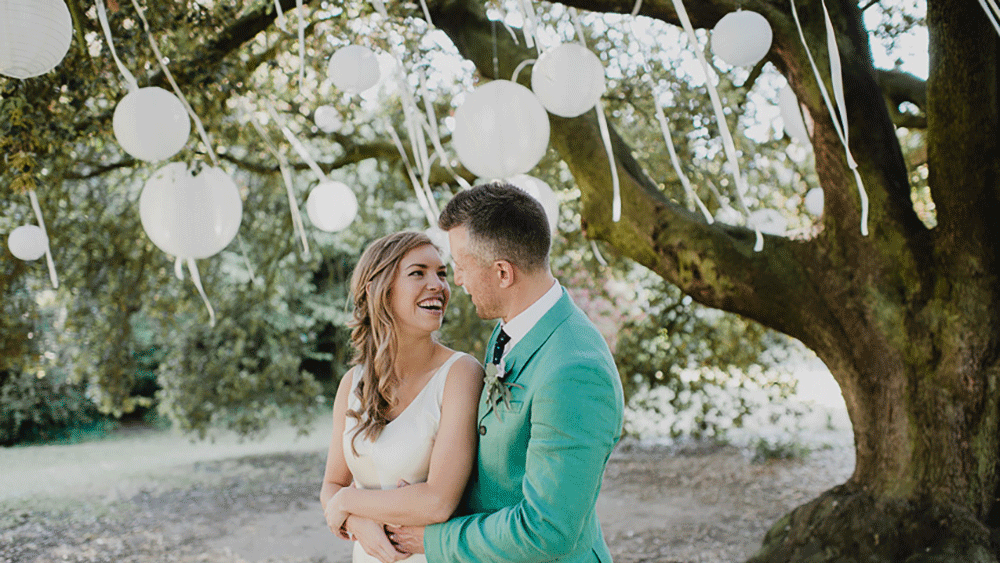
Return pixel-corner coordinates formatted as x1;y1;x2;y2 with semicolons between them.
428;0;1000;560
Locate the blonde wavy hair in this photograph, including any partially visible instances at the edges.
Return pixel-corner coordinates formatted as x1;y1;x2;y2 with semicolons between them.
345;231;438;455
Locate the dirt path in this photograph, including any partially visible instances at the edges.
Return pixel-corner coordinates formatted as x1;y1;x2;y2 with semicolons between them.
0;417;854;563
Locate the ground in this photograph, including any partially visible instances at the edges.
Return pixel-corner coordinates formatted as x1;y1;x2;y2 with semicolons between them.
0;417;853;563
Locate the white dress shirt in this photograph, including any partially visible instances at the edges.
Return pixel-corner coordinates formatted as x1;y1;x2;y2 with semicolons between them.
497;280;561;371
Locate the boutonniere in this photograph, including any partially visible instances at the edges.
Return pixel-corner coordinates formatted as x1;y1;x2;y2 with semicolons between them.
485;363;522;420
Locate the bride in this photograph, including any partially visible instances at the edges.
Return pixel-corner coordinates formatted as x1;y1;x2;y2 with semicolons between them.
320;231;484;563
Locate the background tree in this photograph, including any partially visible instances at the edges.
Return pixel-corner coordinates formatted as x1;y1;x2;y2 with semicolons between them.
420;0;996;561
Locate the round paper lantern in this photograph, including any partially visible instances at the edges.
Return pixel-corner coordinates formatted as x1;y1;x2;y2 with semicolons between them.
306;181;358;232
778;86;810;145
0;0;73;79
530;43;606;118
114;87;191;162
314;105;343;133
7;225;48;261
506;174;560;234
804;188;824;216
452;80;550;180
139;163;243;259
328;45;380;94
749;208;788;236
711;10;773;67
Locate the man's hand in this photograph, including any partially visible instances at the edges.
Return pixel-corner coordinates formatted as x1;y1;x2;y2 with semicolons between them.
385;524;425;555
346;516;409;563
323;492;350;536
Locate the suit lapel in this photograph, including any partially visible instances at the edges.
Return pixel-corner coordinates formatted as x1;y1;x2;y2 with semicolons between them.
479;289;575;421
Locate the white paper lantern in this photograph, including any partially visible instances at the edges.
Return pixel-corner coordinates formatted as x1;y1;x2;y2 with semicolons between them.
711;10;773;67
328;45;380;94
0;0;73;79
804;188;824;216
139;162;243;259
306;181;358;232
7;225;48;261
506;174;560;234
314;105;343;133
749;208;788;236
114;87;191;162
530;43;606;118
452;80;550;180
778;86;811;145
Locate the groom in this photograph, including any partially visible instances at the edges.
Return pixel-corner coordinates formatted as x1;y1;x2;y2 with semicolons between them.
389;182;625;562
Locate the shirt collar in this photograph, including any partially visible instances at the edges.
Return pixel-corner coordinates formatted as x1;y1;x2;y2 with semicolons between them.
498;280;561;366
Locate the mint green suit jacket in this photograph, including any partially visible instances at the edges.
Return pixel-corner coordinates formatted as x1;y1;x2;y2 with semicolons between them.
425;288;625;562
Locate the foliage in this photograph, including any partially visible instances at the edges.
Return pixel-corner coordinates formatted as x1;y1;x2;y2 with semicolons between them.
613;277;800;440
1;0;851;446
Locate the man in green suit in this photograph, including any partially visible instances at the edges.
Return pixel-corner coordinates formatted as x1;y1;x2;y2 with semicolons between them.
389;182;625;562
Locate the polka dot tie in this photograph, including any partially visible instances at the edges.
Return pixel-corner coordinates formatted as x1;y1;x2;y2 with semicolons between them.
492;328;510;365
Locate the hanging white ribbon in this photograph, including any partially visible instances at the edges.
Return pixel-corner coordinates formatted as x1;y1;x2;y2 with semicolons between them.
594;101;622;222
568;8;622;223
670;0;763;250
27;190;58;289
516;0;539;51
654;99;714;223
395;63;441;217
486;1;521;46
264;103;328;182
384;118;438;227
273;0;287;30
94;0;139;92
511;58;535;83
977;0;1000;36
417;73;471;191
790;0;869;236
245;107;310;255
419;0;433;27
129;0;219;168
186;257;216;327
235;235;260;285
590;239;609;266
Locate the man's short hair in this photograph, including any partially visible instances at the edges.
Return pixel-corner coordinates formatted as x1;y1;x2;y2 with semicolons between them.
438;182;551;272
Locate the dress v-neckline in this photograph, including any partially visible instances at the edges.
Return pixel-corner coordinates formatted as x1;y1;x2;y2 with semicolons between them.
385;352;459;424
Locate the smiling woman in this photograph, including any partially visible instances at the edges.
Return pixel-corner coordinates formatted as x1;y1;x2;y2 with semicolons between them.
320;231;484;563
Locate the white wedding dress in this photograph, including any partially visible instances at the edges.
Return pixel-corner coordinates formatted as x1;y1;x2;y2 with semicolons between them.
342;351;465;563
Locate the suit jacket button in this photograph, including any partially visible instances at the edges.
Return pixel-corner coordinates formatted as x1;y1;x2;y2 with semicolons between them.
478;425;487;435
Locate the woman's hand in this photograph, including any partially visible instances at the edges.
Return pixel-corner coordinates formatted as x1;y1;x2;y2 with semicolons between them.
347;516;410;563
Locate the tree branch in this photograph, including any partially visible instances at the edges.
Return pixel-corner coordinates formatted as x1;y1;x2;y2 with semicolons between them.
876;68;927;128
428;0;823;338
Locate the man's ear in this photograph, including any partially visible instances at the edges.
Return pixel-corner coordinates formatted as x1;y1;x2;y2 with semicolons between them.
494;260;515;289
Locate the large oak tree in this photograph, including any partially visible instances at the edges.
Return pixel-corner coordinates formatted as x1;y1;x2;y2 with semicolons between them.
427;0;998;560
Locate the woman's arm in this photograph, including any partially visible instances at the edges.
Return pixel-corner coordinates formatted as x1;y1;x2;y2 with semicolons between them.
330;354;484;526
320;367;359;535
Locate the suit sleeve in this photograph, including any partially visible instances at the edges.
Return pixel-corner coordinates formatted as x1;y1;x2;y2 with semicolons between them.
423;358;623;562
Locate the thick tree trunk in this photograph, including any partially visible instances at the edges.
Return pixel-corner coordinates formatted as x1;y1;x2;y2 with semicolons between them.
429;0;1000;560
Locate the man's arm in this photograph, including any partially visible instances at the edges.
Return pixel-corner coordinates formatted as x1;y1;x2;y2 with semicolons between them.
423;360;623;562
